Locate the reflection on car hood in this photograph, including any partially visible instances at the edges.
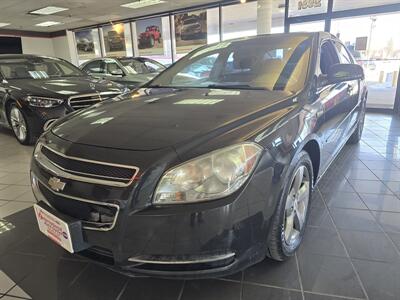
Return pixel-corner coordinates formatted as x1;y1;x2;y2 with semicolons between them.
7;76;122;99
124;73;157;83
52;87;293;151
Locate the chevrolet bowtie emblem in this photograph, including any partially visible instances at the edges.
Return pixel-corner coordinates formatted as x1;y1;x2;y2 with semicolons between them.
48;177;66;192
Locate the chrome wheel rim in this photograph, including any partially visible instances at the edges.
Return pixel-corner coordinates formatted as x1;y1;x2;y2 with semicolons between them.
10;107;27;142
284;165;310;247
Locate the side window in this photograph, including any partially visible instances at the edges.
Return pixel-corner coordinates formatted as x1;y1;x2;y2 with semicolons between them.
105;62;123;75
84;61;104;74
144;61;162;73
319;41;340;75
335;42;353;64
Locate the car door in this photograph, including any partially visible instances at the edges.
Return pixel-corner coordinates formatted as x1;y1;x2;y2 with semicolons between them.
333;40;360;136
317;39;354;171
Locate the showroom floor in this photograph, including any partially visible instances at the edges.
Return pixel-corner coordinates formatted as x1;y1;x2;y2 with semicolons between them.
0;113;399;300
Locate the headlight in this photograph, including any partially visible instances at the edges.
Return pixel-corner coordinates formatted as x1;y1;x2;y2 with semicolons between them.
154;143;263;204
25;96;64;108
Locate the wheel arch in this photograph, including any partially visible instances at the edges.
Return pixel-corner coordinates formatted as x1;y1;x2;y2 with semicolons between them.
300;138;321;185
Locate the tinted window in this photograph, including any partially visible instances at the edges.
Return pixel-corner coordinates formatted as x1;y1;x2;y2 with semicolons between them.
151;35;312;93
0;57;84;80
83;60;104;74
120;58;165;74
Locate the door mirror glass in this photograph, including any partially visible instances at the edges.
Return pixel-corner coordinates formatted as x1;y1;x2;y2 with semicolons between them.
327;63;364;84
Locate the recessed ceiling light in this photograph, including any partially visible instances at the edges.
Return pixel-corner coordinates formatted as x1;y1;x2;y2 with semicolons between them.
0;23;10;28
121;0;165;9
35;21;62;27
29;6;69;15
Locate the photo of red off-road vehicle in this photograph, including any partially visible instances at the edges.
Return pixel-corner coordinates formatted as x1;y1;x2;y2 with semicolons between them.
138;26;162;49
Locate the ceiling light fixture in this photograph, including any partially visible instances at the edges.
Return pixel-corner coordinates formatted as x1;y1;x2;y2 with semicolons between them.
29;6;69;15
0;23;10;28
240;0;247;3
121;0;165;9
35;21;62;27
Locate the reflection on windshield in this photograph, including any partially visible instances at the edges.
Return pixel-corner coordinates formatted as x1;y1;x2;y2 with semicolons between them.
151;35;312;93
0;58;84;80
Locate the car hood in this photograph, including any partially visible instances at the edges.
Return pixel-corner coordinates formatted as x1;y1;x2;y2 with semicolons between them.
125;73;158;83
52;87;293;151
8;76;123;99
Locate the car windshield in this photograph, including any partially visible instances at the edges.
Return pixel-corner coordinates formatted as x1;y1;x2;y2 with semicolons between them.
183;18;197;25
120;58;165;75
0;57;85;80
151;34;312;93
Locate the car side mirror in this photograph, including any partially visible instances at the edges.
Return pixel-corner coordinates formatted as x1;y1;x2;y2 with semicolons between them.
110;69;124;76
327;63;364;85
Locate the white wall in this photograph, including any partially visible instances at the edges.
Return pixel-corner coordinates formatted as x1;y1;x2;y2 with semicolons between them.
21;36;55;57
20;33;78;65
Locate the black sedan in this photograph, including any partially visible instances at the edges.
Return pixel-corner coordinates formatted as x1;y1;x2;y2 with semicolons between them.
30;32;367;279
81;57;166;90
0;55;125;145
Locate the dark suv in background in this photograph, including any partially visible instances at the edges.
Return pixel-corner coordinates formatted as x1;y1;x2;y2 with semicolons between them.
0;55;125;145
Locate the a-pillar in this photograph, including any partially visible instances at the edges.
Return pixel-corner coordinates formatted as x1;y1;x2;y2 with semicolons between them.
257;0;273;35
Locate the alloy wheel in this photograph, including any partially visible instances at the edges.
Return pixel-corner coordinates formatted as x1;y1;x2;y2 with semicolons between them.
283;165;310;247
10;107;27;142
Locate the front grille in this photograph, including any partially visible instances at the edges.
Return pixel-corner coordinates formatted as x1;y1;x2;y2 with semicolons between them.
68;92;120;110
37;180;119;231
39;145;139;186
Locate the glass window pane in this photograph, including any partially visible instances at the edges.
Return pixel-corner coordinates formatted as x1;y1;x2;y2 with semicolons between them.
288;0;328;17
333;0;400;12
290;21;325;32
75;29;102;65
222;2;257;41
135;17;172;65
331;14;400;109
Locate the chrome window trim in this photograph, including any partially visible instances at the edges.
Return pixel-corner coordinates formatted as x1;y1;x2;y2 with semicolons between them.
35;143;140;188
128;252;235;265
31;174;120;232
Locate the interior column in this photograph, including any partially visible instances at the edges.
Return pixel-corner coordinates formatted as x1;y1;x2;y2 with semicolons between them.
257;0;273;34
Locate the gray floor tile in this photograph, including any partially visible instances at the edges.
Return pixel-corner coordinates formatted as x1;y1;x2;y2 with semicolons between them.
353;259;400;300
324;192;368;210
242;284;303;300
371;211;400;233
330;208;382;233
243;257;300;289
0;202;33;218
348;179;394;195
298;253;365;298
0;186;31;201
298;227;347;258
181;280;241;300
339;230;400;262
360;193;400;212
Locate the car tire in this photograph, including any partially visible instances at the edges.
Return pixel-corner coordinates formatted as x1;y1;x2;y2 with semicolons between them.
347;102;366;145
7;103;35;145
266;151;313;261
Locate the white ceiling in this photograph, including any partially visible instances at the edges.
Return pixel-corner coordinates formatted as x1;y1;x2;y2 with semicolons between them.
0;0;285;33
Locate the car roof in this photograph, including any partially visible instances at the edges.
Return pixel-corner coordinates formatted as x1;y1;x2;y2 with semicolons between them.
0;54;53;60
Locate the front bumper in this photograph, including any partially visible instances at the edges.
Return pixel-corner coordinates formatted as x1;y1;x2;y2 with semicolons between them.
30;137;279;279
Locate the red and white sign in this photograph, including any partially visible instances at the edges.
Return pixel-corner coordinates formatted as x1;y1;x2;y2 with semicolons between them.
34;204;74;253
